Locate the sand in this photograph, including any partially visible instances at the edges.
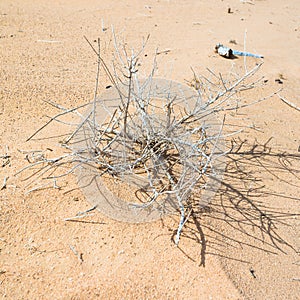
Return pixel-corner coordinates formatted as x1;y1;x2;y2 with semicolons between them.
0;0;299;299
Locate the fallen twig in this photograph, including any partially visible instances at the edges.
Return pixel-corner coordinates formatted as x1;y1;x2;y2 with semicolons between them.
0;176;8;190
278;95;300;112
64;205;98;221
157;49;171;55
69;244;83;263
1;145;10;167
37;39;61;43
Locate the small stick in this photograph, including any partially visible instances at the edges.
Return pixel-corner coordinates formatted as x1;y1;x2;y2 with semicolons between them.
101;19;106;32
241;0;255;4
69;244;83;263
0;176;8;190
77;205;98;216
157;49;171;55
37;39;61;43
64;205;98;221
278;95;300;112
25;182;53;194
1;145;10;167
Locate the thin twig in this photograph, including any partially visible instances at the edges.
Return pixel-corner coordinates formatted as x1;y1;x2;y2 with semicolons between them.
0;176;8;190
64;205;98;221
26;102;91;142
278;95;300;112
69;244;84;263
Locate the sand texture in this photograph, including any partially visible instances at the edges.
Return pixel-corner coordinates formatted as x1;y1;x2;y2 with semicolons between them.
1;1;300;299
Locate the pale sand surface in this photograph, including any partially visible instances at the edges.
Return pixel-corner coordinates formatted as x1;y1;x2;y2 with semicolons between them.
0;1;300;299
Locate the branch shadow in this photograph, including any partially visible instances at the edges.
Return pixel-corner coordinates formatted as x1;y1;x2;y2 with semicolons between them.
175;137;300;266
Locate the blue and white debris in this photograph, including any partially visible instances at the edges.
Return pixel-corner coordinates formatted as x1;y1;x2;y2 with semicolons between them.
215;43;264;59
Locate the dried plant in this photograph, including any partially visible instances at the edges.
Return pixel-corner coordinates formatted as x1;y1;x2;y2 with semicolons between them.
19;33;269;244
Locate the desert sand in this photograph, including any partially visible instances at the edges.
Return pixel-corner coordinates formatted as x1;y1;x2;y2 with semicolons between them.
0;0;299;299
